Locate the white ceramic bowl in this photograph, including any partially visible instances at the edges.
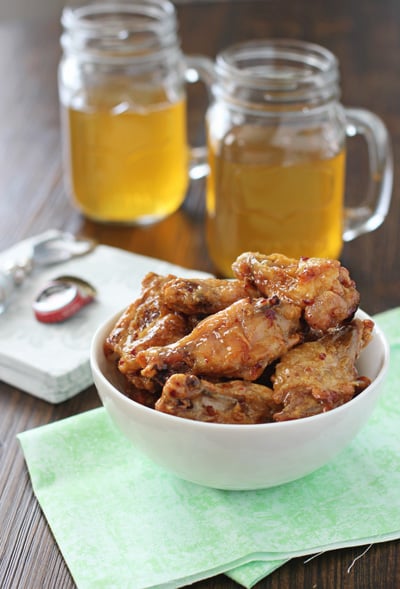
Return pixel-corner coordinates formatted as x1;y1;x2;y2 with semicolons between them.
90;309;390;490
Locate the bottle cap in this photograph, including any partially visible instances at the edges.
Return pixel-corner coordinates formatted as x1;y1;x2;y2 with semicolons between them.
33;275;96;323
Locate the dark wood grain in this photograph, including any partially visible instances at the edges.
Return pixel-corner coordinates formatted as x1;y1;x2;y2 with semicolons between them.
1;1;400;588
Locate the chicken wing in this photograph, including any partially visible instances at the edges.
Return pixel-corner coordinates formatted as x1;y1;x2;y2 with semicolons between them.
162;277;256;315
104;272;194;391
104;273;178;357
272;318;374;421
156;374;281;424
232;252;360;332
136;297;302;383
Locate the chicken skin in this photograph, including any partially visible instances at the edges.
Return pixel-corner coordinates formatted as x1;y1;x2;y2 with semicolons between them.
136;297;302;383
156;374;281;424
272;318;374;421
162;277;255;315
232;252;360;332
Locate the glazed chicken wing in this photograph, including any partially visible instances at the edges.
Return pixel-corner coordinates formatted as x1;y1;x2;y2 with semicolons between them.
136;297;302;382
156;374;281;424
272;318;374;421
104;272;194;391
162;277;255;315
232;252;360;332
104;272;180;358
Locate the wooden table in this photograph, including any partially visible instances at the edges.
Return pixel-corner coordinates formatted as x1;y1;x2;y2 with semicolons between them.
1;1;399;587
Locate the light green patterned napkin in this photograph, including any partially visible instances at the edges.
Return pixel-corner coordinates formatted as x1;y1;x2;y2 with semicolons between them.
18;308;400;589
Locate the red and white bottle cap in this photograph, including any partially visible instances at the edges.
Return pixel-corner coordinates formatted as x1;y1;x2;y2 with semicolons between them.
33;275;96;323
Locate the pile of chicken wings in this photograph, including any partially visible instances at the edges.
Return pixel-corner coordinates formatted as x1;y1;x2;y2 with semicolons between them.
104;252;374;423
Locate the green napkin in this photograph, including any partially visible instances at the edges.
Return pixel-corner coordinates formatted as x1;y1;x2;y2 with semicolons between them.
18;308;400;589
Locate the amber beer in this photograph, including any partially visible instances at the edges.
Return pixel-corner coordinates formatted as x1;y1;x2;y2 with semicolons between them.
206;126;345;276
65;97;188;223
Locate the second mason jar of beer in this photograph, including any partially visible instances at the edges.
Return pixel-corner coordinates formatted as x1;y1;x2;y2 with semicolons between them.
204;40;392;276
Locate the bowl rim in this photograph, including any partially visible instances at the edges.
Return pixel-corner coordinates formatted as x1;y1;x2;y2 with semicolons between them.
90;307;390;431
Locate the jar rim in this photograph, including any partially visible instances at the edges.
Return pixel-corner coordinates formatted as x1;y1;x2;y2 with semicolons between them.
60;0;180;65
214;39;339;104
61;0;176;34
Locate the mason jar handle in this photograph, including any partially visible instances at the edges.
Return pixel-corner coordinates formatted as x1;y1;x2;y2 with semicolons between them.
184;55;216;180
343;108;393;241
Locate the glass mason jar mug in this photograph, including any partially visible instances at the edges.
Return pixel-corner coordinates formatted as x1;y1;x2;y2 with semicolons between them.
59;0;204;224
200;40;393;276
